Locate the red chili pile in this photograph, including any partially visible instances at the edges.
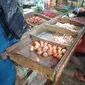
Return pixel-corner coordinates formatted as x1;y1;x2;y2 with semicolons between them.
43;11;58;18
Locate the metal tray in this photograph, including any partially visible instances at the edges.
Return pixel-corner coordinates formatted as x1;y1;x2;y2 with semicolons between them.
24;13;50;26
44;17;84;34
6;26;85;83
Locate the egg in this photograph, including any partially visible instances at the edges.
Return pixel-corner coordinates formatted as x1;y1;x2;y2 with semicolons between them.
43;52;48;57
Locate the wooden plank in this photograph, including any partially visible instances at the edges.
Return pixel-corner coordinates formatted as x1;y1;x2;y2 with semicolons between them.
16;70;32;85
23;72;38;85
27;73;47;85
6;37;31;53
23;72;48;85
53;27;85;85
56;17;84;27
8;53;55;81
44;24;77;36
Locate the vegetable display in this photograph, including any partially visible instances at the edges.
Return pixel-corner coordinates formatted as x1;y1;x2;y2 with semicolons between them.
53;34;73;46
30;40;67;60
27;16;46;25
43;11;58;18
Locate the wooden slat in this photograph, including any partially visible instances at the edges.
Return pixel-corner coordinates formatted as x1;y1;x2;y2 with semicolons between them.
8;53;55;81
23;72;48;85
6;37;31;53
56;17;84;27
23;72;38;85
44;24;77;36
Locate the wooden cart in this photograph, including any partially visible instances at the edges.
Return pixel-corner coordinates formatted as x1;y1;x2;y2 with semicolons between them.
6;18;85;85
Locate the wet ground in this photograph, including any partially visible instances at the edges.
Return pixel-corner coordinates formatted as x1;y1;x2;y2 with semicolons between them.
60;61;85;85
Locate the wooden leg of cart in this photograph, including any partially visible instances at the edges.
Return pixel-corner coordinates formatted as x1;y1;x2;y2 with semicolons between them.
56;75;62;85
52;73;62;85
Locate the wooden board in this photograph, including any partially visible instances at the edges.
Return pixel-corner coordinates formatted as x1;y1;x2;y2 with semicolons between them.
45;17;84;32
56;17;84;27
8;52;55;81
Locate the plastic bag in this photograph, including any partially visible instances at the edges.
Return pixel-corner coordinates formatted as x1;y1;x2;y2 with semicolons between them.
0;0;28;39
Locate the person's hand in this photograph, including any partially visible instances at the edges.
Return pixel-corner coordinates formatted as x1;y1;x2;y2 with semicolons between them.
79;8;85;12
1;52;8;60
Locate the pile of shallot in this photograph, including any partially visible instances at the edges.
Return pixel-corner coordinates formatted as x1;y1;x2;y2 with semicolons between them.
27;16;46;25
30;41;66;60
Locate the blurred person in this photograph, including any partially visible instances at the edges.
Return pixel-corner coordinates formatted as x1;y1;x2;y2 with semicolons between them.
0;0;28;85
72;8;85;82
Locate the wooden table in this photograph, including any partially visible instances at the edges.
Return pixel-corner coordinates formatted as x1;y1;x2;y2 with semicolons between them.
6;25;85;85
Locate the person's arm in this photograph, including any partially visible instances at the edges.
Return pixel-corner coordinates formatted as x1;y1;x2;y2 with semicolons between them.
77;8;85;17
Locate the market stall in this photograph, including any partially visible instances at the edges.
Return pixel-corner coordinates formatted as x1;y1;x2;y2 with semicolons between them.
4;0;85;85
6;16;85;85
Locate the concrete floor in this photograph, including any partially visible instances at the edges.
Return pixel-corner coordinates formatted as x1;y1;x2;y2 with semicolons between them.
60;61;85;85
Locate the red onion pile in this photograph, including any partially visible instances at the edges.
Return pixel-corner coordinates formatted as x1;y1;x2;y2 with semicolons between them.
27;16;46;25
